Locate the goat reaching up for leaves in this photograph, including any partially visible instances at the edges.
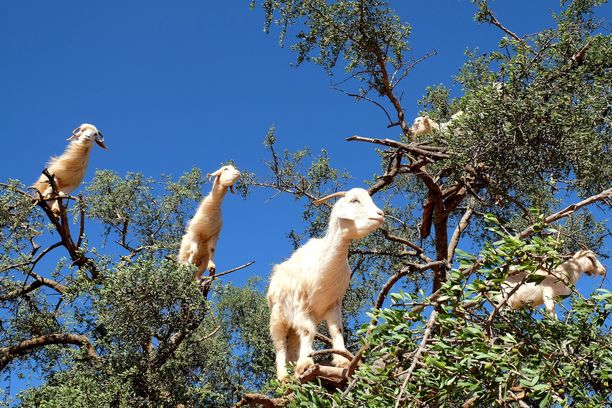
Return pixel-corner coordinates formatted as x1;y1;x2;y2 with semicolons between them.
410;111;463;137
178;165;241;280
32;123;107;214
500;250;606;319
267;188;385;380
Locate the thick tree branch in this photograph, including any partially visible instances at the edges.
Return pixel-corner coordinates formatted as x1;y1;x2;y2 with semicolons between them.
346;136;450;160
0;333;99;371
235;393;287;408
448;205;474;262
0;281;44;301
368;152;403;195
298;363;347;384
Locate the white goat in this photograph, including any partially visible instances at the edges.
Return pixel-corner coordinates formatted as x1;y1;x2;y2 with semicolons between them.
178;165;240;280
410;111;463;137
267;188;384;380
32;123;107;213
500;250;606;318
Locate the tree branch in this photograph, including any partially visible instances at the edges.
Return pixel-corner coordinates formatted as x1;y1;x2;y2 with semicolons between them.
0;333;99;370
368;152;403;195
235;393;287;408
447;205;474;262
298;363;347;384
346;136;450;160
375;261;448;309
394;310;438;408
381;229;431;263
309;348;355;362
482;4;523;43
518;188;612;238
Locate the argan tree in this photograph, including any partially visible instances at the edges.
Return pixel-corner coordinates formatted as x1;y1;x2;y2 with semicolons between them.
1;0;611;407
237;0;611;406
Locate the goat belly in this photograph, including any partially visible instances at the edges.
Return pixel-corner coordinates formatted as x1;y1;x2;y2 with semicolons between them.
310;280;350;320
508;285;543;308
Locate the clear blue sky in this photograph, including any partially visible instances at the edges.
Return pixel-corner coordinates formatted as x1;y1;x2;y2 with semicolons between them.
1;0;610;399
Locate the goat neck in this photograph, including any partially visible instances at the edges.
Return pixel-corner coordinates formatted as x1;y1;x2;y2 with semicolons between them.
318;216;352;271
205;176;229;208
554;257;587;285
62;140;93;170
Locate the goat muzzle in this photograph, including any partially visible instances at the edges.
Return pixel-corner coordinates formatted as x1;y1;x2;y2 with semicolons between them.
95;134;108;149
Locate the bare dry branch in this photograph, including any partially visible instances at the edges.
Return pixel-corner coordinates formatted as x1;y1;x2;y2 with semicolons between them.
518;188;612;238
0;333;99;371
315;332;334;346
482;4;523;43
210;260;256;279
381;229;431;263
346;136;450;160
368;152;403;195
298;363;348;384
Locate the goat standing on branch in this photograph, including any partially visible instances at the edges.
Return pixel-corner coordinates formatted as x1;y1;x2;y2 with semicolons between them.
267;188;385;380
410;111;463;137
500;250;606;319
178;165;241;280
32;123;107;214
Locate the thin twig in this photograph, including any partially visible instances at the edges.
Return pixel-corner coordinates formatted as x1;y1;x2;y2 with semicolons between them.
518;188;612;238
394;310;438;408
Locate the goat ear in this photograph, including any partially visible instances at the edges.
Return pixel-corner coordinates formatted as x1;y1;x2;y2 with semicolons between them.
207;169;222;182
335;203;356;221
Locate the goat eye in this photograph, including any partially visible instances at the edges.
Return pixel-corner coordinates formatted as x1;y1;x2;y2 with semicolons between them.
350;198;359;204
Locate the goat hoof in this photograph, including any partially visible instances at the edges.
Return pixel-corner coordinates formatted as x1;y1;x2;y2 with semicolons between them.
332;355;351;369
295;357;314;376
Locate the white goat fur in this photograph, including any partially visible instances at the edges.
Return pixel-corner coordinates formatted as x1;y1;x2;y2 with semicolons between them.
267;188;385;380
178;165;240;279
410;111;463;137
501;250;606;318
32;123;107;213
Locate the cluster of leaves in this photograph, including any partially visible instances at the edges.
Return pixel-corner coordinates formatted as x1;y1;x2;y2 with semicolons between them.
422;0;611;214
253;0;412;86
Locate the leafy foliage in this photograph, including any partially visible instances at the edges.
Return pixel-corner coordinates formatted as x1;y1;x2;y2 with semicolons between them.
284;226;612;407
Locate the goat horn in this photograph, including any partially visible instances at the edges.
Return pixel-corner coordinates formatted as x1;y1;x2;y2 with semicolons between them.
313;191;346;205
66;127;81;141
